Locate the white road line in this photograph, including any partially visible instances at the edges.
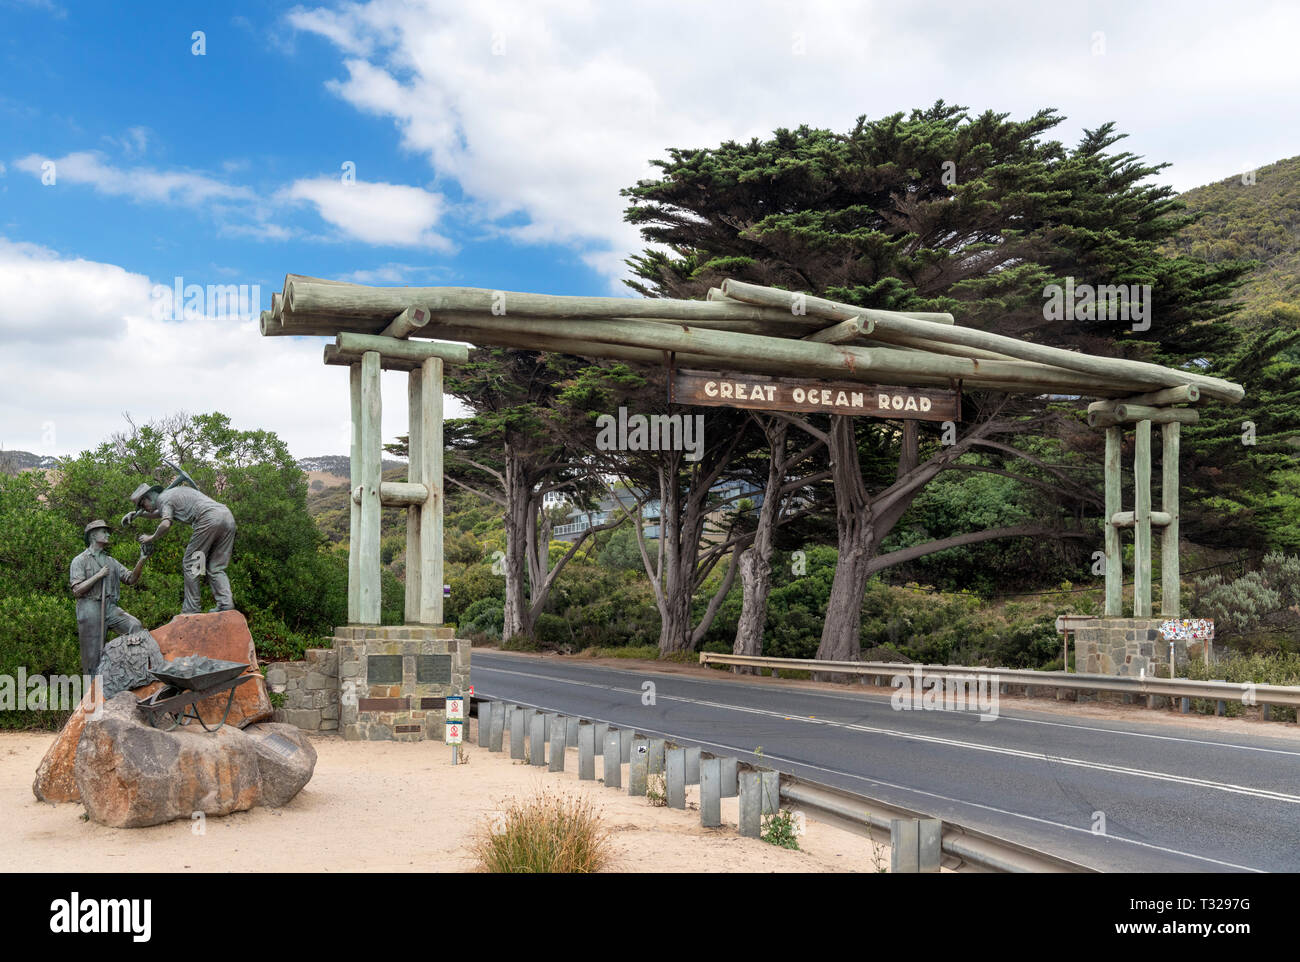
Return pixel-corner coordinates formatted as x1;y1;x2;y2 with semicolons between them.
479;688;1265;872
475;654;1300;758
475;663;1300;805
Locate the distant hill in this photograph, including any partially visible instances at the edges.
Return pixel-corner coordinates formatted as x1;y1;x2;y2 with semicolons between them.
1168;154;1300;320
298;455;406;475
0;449;59;474
298;454;408;499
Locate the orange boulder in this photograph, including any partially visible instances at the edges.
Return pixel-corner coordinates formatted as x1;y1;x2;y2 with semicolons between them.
147;611;272;729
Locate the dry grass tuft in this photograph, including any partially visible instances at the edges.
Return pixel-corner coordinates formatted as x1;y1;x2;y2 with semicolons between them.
472;789;613;873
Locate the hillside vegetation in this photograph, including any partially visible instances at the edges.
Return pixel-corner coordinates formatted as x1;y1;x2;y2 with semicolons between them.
1166;154;1300;319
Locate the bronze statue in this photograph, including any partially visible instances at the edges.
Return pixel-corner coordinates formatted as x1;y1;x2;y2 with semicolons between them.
68;521;148;677
126;479;237;614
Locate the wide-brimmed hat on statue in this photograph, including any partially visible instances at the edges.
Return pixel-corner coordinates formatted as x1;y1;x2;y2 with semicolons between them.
83;519;111;545
129;483;164;506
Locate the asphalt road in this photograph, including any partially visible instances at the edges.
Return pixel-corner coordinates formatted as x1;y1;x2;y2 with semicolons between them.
470;650;1300;872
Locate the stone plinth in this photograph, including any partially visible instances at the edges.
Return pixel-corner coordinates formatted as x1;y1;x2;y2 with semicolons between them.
1074;618;1188;677
333;626;470;741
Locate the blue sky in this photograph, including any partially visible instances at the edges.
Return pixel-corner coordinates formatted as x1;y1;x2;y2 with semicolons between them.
2;0;1298;458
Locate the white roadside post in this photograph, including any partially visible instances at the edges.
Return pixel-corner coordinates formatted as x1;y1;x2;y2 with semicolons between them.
446;694;465;764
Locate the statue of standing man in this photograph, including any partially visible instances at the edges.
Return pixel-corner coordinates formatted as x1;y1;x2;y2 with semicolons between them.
69;521;148;677
127;482;237;615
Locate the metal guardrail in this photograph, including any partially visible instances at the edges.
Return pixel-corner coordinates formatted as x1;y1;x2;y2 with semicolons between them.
778;777;1095;873
470;694;1095;872
698;653;1300;708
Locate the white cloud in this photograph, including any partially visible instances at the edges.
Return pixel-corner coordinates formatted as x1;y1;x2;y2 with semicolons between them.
280;175;452;250
14;151;254;206
105;125;151;158
286;0;1300;288
0;238;435;458
337;262;445;284
10;151;453;251
2;0;66;17
0;237;150;342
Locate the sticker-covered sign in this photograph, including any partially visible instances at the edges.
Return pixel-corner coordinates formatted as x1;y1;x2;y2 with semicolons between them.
446;695;464;722
445;722;463;745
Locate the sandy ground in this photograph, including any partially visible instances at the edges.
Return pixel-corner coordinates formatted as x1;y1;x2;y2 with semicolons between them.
524;649;1300;739
2;718;889;873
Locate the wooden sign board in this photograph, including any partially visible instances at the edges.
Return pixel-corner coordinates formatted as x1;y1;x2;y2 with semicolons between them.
670;369;960;421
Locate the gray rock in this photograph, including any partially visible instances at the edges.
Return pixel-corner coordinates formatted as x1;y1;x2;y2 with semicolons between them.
243;723;317;807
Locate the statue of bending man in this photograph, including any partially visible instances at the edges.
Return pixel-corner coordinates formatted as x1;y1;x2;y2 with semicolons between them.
127;483;237;614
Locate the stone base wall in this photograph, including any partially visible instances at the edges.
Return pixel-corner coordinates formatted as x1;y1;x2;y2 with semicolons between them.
334;625;471;741
267;649;339;732
1075;618;1188;677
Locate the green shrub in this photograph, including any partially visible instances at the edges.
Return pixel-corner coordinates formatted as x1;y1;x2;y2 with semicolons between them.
461;598;504;640
534;612;570;648
1192;553;1300;651
761;809;801;850
1185;652;1300;721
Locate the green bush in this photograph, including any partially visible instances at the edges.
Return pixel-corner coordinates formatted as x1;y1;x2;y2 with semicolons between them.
0;593;79;731
1185;652;1300;721
446;565;505;623
534;612;570;648
1192;553;1300;651
461;598;504;640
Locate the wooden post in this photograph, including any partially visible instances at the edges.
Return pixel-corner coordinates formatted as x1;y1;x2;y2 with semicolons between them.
1161;421;1181;617
347;363;361;623
359;351;383;624
1104;426;1122;617
1133;419;1152;618
419;356;443;624
405;367;423;623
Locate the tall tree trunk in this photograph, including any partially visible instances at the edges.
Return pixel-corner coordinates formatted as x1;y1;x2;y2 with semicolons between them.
733;420;788;674
656;454;693;654
501;448;533;641
816;415;873;672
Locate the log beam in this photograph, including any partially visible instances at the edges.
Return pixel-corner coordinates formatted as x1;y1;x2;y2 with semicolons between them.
802;316;874;344
1088;384;1200;411
381;305;432;340
722;279;1243;402
325;344;421;372
1110;510;1173;528
337;332;468;365
1088;407;1200;427
350;481;430;507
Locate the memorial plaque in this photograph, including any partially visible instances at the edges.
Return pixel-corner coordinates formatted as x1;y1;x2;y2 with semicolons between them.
416;654;452;685
264;733;300;759
367;654;403;685
670;369;959;422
